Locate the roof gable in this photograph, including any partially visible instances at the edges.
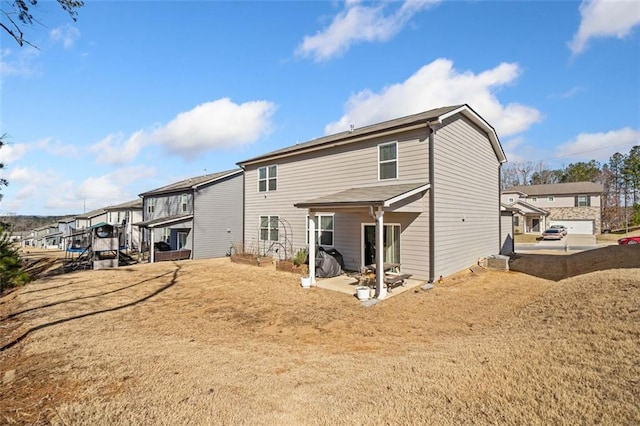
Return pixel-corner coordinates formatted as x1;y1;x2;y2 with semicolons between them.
139;168;242;197
238;104;505;166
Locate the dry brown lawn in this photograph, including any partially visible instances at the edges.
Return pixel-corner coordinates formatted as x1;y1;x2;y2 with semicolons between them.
1;246;639;425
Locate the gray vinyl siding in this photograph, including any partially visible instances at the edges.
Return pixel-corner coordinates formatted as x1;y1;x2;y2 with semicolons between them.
193;173;243;259
244;127;431;274
433;115;501;278
143;193;193;221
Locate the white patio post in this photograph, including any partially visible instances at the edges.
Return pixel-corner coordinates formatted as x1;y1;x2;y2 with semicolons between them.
149;228;155;263
308;211;316;285
375;207;387;299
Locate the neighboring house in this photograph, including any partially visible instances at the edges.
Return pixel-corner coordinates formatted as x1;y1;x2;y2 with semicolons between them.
237;104;507;296
137;169;243;263
75;208;108;230
502;182;604;235
104;199;143;251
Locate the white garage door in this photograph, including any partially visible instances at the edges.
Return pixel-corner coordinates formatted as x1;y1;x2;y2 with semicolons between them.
550;220;594;235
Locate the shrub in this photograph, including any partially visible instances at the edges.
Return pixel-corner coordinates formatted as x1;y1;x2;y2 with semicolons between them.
0;227;29;293
292;248;307;266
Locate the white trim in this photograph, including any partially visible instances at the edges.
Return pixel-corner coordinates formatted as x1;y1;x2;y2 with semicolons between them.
239;124;426;167
257;165;278;193
439;105;506;163
306;213;335;247
259;215;279;241
378;141;398;181
360;222;401;269
384;183;430;207
191;169;243;189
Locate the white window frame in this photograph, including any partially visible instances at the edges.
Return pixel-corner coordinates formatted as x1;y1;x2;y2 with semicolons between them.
177;231;188;249
361;222;401;267
378;141;398;180
507;197;514;203
147;198;156;214
181;194;188;212
548;196;554;202
530;197;538;202
259;215;279;241
306;214;335;247
162;228;170;243
258;165;277;192
577;195;589;207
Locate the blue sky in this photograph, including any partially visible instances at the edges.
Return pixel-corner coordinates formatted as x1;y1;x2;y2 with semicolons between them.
1;0;639;216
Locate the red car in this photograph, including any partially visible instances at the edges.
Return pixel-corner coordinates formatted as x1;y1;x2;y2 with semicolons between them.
618;236;640;245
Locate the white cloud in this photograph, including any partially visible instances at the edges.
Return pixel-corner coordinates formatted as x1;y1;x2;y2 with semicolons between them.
0;143;28;163
93;98;277;164
296;0;440;62
36;137;80;158
44;169;143;212
50;25;81;49
3;166;55;185
91;131;147;165
324;58;542;137
556;127;640;162
153;98;277;159
0;47;40;77
569;0;640;55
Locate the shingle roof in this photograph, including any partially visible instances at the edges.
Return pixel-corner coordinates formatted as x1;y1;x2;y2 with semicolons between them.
294;183;429;209
503;182;604;196
104;198;142;211
139;168;242;197
238;104;504;165
75;208;106;219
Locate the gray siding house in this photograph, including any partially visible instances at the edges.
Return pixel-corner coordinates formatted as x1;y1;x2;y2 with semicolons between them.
137;169;243;262
502;182;603;234
238;104;506;297
104;199;143;251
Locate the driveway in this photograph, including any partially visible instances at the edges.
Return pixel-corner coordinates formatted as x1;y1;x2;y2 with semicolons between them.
515;233;597;253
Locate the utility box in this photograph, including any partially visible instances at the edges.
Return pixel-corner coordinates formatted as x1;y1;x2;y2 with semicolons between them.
486;254;510;271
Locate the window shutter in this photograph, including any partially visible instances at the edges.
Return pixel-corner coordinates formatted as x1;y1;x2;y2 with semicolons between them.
586;196;591;207
574;196;579;207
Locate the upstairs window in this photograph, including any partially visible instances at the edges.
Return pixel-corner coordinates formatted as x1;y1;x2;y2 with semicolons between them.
259;215;279;241
306;214;335;246
147;198;156;214
181;194;188;212
507;197;515;203
548;196;555;202
378;142;397;180
575;195;590;207
258;165;277;192
530;197;538;203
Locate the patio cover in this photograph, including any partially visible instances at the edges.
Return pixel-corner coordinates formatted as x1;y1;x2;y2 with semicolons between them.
295;182;430;300
294;182;430;210
134;214;193;229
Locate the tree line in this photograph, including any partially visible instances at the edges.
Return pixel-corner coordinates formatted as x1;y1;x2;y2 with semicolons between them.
501;145;640;230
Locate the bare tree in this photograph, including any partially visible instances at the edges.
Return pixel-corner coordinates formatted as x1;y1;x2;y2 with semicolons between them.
1;0;83;47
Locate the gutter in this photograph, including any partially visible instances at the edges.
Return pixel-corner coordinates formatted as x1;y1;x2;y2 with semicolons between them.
427;123;437;284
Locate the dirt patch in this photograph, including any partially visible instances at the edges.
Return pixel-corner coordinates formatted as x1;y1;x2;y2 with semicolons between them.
1;249;638;425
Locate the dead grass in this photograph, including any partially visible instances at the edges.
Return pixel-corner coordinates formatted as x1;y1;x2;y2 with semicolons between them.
1;247;639;425
596;228;640;243
514;233;541;243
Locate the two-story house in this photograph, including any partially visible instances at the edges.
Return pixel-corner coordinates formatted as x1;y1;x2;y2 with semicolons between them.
238;104;507;297
104;199;143;252
502;182;604;234
137;169;243;263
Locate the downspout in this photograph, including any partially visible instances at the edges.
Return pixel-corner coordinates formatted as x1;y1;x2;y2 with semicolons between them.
427;124;436;283
498;163;503;254
191;190;195;260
